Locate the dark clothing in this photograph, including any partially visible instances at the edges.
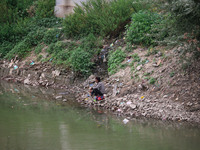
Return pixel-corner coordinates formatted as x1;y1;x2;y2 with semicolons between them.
91;88;103;96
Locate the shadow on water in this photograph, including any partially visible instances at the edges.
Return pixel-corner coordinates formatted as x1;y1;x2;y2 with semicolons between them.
0;80;200;150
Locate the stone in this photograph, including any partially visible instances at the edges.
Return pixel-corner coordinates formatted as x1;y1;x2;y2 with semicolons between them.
63;99;67;102
163;95;168;98
24;78;30;85
112;84;118;97
138;84;147;91
52;70;60;77
123;118;129;124
136;65;142;71
56;96;62;99
155;51;162;57
126;101;132;105
153;64;159;67
129;104;137;109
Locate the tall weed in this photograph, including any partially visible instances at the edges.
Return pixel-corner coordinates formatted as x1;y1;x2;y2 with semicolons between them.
63;0;139;38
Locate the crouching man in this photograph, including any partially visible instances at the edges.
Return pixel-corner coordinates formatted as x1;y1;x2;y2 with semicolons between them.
90;77;105;101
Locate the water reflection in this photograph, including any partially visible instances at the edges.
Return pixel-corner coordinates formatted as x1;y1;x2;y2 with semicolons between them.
0;81;200;150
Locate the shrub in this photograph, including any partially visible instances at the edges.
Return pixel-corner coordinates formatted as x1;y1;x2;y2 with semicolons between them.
34;44;44;54
167;0;200;33
132;53;141;62
80;33;102;55
126;11;163;46
35;0;55;18
108;48;126;75
25;27;47;46
69;47;93;76
0;42;15;58
63;0;137;38
37;55;43;61
34;17;62;28
5;40;31;59
43;28;63;44
47;41;72;54
166;0;200;59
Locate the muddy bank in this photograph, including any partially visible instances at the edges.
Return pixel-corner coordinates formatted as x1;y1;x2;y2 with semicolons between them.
0;59;200;124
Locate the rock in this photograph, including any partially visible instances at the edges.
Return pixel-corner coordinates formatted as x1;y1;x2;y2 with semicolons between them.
123;118;129;124
63;99;67;102
126;80;135;86
186;102;193;106
155;51;162;57
163;95;168;98
88;75;95;83
126;101;132;105
52;70;60;77
136;65;142;71
55;96;62;99
117;108;122;112
112;84;118;97
40;73;45;78
130;104;137;109
153;64;159;67
138;84;147;91
24;78;30;85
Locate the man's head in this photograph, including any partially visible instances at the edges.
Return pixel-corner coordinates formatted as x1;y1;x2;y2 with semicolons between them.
95;77;100;83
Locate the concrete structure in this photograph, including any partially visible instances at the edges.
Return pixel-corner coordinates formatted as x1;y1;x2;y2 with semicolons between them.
54;0;87;18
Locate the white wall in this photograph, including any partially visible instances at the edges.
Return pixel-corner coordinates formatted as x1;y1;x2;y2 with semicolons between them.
54;0;87;18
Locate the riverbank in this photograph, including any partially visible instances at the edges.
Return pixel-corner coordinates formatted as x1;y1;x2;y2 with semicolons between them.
1;44;200;124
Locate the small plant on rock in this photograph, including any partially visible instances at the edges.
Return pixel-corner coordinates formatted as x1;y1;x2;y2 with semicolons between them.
149;77;156;84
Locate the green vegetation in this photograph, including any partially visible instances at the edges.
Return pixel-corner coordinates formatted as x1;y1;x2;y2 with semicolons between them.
170;71;175;77
70;48;93;76
63;0;149;38
132;53;141;63
108;49;126;75
0;0;199;77
149;77;156;84
126;10;163;46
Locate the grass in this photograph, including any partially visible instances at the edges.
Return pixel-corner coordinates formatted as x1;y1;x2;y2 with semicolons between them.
149;77;156;84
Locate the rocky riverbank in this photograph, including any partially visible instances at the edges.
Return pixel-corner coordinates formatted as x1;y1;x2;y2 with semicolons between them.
1;49;200;124
75;74;200;124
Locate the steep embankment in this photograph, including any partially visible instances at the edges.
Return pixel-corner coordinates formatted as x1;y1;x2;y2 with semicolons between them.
1;38;200;124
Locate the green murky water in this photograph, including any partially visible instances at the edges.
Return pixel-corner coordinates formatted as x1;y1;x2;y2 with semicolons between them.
0;81;200;150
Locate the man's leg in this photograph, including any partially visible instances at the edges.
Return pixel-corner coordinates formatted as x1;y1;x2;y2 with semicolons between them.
92;89;103;96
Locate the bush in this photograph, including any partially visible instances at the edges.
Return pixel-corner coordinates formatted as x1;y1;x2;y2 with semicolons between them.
168;0;200;34
0;42;15;58
69;47;93;75
34;44;44;54
47;42;60;54
126;10;163;46
63;0;138;38
5;40;31;59
80;33;102;55
34;17;62;28
25;27;47;46
108;48;126;75
166;0;200;59
35;0;55;18
43;28;63;44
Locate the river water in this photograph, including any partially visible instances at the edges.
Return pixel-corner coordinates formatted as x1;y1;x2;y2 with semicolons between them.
0;81;200;150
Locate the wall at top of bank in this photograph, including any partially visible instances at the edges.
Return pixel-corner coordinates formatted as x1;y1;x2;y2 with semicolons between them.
54;0;87;18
